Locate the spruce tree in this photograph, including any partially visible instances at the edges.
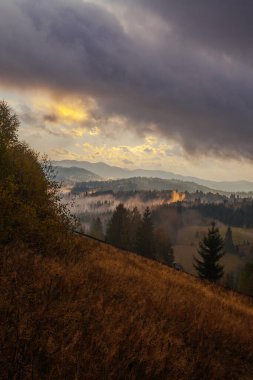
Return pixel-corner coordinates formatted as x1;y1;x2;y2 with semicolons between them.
136;207;154;259
154;227;174;265
89;217;104;240
129;207;142;251
224;226;236;254
106;203;130;249
194;222;224;282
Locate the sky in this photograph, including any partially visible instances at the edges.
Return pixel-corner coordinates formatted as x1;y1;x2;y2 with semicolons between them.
1;0;253;181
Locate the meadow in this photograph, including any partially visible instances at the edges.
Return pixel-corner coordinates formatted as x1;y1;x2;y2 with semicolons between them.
174;225;253;276
2;236;253;379
176;225;253;245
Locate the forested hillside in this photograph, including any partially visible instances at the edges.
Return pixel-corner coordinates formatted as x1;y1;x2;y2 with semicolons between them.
72;177;214;194
54;160;253;193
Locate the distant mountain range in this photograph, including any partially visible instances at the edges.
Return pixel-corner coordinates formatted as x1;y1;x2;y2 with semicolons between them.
53;166;101;184
53;160;253;193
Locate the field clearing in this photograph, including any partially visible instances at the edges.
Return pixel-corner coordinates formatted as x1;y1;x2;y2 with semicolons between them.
177;225;253;246
173;244;244;276
173;225;253;276
173;244;197;275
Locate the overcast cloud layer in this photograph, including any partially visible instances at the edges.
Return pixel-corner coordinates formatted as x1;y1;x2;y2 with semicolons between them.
1;0;253;158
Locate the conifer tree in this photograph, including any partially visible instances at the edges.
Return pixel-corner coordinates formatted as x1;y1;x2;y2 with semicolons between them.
129;207;142;251
136;207;154;259
194;222;224;282
89;217;104;240
154;227;174;265
224;226;236;253
106;203;130;249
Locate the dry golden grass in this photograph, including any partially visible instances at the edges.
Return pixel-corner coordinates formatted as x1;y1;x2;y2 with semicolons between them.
1;238;253;379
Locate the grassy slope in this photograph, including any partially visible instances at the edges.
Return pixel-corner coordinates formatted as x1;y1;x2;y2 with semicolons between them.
75;237;253;379
2;237;253;379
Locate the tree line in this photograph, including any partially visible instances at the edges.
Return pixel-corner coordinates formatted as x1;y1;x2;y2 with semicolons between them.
89;204;229;285
89;204;175;266
92;207;248;286
193;203;253;228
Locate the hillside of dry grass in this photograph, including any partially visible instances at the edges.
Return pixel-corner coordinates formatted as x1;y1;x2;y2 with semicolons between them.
1;236;253;380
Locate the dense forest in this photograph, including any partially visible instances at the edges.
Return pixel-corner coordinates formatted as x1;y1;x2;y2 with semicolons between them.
192;203;253;228
105;204;174;265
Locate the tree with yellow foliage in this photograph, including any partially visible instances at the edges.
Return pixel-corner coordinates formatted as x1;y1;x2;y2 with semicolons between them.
0;101;75;254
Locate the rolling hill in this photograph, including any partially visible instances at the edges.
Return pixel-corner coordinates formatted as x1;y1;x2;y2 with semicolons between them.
53;160;129;179
4;235;253;379
53;166;101;184
3;234;253;379
53;160;253;192
71;176;217;194
78;237;253;379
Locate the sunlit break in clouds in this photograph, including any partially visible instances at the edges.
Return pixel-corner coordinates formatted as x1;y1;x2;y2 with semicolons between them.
1;0;253;180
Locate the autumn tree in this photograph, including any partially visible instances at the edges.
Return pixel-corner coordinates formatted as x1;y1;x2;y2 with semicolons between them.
0;100;18;149
194;222;224;282
0;101;75;254
0;102;84;379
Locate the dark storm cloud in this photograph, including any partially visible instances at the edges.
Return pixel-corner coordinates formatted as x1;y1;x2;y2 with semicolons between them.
0;0;131;93
137;0;253;56
1;0;253;158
